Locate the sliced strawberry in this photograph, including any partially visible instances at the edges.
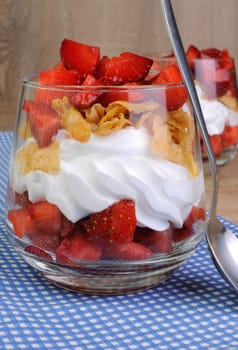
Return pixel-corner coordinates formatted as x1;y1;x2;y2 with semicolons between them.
186;44;201;60
201;47;222;59
30;232;61;251
173;226;193;242
14;191;31;208
35;65;82;105
205;135;222;156
25;245;53;260
60;38;100;77
70;74;102;108
98;82;147;106
8;208;36;238
95;55;110;81
28;201;62;235
81;199;136;244
134;226;173;253
184;205;206;230
61;215;76;237
56;234;102;264
23;99;60;147
220;49;234;69
150;64;187;110
102;241;152;260
103;52;153;85
221;125;238;148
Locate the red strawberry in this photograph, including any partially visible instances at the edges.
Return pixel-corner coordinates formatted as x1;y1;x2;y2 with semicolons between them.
95;55;111;81
98;82;147;107
186;44;201;60
8;208;36;238
23;99;60;148
14;191;31;208
56;234;102;264
28;201;62;235
202;135;222;157
102;241;152;260
61;215;76;237
81;199;136;244
35;64;82;105
150;64;187;110
30;232;61;251
221;125;238;148
220;49;234;69
60;38;100;77
25;245;53;260
184;205;206;230
201;47;222;59
134;227;173;253
103;52;153;85
70;74;102;108
173;226;194;242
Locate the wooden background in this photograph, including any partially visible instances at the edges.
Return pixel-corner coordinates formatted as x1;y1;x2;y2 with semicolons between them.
1;0;238;130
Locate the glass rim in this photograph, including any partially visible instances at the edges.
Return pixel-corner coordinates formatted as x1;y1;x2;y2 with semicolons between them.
21;72;186;91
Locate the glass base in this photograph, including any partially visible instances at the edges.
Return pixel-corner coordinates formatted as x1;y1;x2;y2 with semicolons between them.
6;222;204;295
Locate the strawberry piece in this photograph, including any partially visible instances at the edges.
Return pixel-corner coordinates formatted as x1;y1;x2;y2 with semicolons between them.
61;215;76;237
102;242;152;260
23;99;60;148
103;52;153;85
173;226;194;242
25;245;53;260
28;201;62;235
209;135;222;156
95;55;111;81
81;199;136;244
150;64;187;110
186;44;201;60
14;191;31;208
220;49;234;69
184;205;206;230
221;125;238;148
201;47;222;59
98;82;147;106
134;227;173;253
60;38;100;77
35;64;82;105
56;234;102;264
70;74;102;108
8;208;36;238
30;232;61;251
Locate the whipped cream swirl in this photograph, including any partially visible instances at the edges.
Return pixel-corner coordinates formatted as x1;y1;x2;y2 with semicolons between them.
13;127;205;231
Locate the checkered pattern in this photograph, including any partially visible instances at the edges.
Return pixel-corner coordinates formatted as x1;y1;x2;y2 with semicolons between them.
1;132;238;350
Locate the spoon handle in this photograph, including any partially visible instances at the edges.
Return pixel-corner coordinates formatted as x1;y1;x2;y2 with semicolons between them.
160;0;218;216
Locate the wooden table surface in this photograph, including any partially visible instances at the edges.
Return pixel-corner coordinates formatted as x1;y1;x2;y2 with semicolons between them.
205;155;238;224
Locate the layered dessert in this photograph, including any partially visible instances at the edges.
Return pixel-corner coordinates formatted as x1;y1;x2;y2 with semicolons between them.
7;39;206;265
154;45;238;158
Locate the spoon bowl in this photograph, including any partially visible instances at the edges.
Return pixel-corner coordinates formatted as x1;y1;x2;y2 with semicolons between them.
161;0;238;291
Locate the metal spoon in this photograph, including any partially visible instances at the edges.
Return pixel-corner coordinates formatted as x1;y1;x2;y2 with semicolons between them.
160;0;238;290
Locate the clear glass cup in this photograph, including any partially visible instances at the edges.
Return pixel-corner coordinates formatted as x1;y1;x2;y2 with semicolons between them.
150;54;238;169
5;74;206;295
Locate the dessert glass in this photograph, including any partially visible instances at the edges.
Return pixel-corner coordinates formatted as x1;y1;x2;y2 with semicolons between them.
151;55;238;169
6;74;206;295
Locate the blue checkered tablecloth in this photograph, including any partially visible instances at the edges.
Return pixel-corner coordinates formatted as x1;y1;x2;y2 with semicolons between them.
0;131;238;350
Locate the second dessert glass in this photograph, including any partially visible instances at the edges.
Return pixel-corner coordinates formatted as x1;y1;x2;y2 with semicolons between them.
150;50;238;169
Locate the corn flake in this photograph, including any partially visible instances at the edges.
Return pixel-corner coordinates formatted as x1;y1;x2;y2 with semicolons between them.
17;141;60;174
52;97;92;142
151;109;198;176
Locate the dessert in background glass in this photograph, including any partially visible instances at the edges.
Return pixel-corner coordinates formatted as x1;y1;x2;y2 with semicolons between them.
6;39;206;295
150;45;238;169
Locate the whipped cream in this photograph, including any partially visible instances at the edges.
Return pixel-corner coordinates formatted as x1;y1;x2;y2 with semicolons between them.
13;127;205;231
196;84;238;135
